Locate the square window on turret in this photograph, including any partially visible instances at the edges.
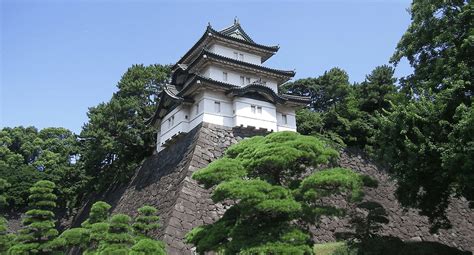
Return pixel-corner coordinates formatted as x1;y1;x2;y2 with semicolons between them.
234;52;238;59
240;76;245;85
214;101;221;113
282;114;288;125
246;77;251;84
251;105;256;114
223;72;228;81
239;53;244;61
257;106;262;114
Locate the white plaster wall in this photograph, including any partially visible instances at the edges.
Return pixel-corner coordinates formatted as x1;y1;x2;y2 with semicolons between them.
159;105;190;148
276;105;297;131
201;91;234;127
188;93;205;130
209;43;261;65
202;65;279;92
156;90;300;152
233;97;278;131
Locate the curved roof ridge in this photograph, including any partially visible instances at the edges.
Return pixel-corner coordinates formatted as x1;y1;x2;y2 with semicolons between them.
163;84;182;100
218;22;255;43
208;26;279;51
226;83;286;104
199;48;295;77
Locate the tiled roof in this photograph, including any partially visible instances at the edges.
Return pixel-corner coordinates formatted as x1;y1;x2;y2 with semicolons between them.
186;49;295;79
173;24;279;71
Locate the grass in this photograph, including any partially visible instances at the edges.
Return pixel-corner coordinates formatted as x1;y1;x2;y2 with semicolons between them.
313;242;349;255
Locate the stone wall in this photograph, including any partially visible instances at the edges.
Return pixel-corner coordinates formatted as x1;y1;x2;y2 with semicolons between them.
71;123;473;254
312;149;474;252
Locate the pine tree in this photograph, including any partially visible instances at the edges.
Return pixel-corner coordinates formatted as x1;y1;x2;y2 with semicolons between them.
59;201;111;253
132;205;160;238
187;132;375;254
99;214;134;254
8;180;58;254
130;238;166;255
82;201;112;227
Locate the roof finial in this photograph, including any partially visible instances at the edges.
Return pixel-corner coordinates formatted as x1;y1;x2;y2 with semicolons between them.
234;16;239;25
207;21;211;28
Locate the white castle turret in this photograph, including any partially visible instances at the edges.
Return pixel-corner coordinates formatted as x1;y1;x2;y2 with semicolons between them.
148;20;310;152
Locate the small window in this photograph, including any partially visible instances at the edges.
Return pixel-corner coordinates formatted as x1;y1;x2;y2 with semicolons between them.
214;101;221;113
168;115;175;128
282;114;288;125
246;77;251;84
257;106;262;114
196;103;200;114
251;105;256;114
234;52;238;59
239;53;244;61
240;76;245;85
223;72;228;81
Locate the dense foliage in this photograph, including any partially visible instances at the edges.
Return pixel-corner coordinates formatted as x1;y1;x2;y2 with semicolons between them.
284;65;399;152
377;0;473;229
284;0;473;230
0;127;82;210
187;132;375;254
79;64;171;193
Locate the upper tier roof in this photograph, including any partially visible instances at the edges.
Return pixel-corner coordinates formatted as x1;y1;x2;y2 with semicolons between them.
218;20;255;43
173;22;279;70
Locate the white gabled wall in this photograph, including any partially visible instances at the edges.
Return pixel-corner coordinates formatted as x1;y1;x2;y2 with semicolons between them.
233;97;278;131
200;91;234;127
276;105;297;132
209;43;262;65
202;65;278;92
157;105;190;152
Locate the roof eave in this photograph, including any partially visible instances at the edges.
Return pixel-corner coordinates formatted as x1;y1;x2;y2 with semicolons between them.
172;26;280;71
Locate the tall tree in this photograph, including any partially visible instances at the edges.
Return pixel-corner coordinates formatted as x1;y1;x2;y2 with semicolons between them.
9;180;59;254
377;0;473;229
357;65;398;114
79;64;170;193
187;132;375;254
283;67;352;112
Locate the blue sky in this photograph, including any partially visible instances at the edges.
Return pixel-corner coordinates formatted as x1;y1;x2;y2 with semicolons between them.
1;0;412;133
